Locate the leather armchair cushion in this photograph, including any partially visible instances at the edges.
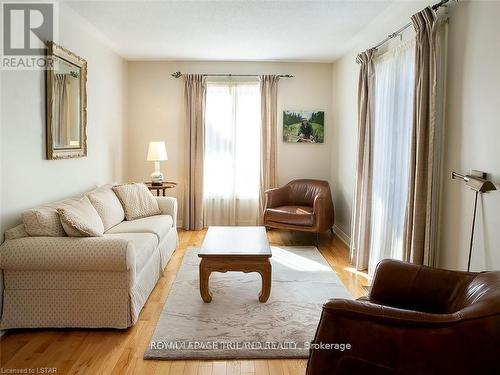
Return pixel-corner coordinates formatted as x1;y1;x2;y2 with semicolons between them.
265;205;314;226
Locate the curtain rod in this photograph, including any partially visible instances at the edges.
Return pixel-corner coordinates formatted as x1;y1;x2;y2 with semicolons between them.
171;71;294;79
371;0;452;51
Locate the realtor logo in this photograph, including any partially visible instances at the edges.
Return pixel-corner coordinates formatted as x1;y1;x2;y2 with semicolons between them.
3;2;53;56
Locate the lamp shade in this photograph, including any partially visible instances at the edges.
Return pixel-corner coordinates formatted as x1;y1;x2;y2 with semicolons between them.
465;176;497;192
147;141;168;161
452;172;497;193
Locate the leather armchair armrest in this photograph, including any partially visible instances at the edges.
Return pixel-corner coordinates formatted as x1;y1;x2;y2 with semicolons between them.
306;298;489;375
368;259;476;313
323;298;460;327
313;195;328;228
313;194;334;232
264;187;289;209
313;194;326;212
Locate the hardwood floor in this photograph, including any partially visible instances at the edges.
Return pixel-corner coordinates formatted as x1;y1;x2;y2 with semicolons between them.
0;229;370;374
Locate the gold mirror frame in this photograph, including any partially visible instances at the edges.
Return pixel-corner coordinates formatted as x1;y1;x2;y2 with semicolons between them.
46;42;88;159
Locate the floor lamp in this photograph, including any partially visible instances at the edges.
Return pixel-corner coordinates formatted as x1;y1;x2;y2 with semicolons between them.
452;171;497;271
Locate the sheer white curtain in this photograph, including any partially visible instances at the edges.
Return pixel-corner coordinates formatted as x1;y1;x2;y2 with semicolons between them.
203;81;261;226
368;40;416;275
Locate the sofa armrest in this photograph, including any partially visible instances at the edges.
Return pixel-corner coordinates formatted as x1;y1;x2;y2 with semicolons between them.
155;196;178;228
0;237;135;272
369;259;476;313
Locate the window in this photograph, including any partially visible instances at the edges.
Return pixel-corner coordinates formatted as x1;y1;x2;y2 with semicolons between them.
203;81;261;226
368;40;416;275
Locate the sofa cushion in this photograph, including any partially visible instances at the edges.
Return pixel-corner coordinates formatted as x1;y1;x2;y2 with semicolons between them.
103;233;158;275
22;197;81;237
86;184;125;231
113;183;161;221
105;214;173;242
57;196;105;237
265;205;314;226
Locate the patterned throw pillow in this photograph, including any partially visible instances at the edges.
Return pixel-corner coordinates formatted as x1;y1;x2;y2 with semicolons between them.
57;196;105;237
22;197;81;237
112;183;161;221
4;224;29;240
86;184;125;231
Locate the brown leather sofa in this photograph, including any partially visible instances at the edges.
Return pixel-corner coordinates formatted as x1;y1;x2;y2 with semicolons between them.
306;259;500;375
263;179;334;236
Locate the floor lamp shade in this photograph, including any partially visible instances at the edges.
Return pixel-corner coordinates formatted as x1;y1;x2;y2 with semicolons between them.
147;141;168;184
452;171;497;271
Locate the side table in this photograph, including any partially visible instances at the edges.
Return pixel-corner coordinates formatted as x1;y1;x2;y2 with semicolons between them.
144;181;177;196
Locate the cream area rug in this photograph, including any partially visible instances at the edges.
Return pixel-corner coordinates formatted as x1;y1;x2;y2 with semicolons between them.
144;246;352;360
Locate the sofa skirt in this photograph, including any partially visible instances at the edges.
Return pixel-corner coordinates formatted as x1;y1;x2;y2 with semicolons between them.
129;228;177;325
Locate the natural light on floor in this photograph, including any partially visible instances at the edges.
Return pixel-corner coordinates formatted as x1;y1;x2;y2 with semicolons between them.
271;246;332;272
344;267;372;281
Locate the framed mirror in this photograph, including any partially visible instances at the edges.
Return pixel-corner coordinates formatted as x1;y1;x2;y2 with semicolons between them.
46;42;87;159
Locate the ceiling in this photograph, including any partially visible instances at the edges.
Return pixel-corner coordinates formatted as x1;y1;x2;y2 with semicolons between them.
67;0;395;62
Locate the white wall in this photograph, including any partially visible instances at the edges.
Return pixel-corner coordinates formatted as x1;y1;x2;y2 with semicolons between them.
330;54;359;242
330;0;500;271
0;3;128;241
438;0;500;271
128;61;333;227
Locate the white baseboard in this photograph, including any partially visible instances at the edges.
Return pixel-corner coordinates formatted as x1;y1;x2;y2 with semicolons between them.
333;225;351;248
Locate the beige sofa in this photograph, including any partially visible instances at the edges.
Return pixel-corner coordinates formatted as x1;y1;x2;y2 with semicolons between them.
0;184;178;329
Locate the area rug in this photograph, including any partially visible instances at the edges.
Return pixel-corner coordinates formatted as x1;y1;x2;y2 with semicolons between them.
144;246;352;360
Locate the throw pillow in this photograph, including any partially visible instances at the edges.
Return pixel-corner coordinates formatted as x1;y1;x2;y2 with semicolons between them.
57;196;105;237
86;183;125;231
112;183;161;220
22;197;81;237
5;224;29;240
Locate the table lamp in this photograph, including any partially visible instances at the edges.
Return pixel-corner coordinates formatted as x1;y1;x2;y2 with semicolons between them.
147;141;168;185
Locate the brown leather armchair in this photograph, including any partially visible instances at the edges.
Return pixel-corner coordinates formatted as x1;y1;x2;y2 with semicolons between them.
263;179;334;235
306;259;500;375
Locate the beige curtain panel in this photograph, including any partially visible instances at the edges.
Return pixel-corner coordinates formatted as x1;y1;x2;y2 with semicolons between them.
183;74;206;230
259;75;280;223
350;49;376;271
403;7;440;267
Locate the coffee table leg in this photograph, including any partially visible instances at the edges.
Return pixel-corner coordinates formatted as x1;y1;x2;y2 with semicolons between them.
199;260;213;303
258;261;272;303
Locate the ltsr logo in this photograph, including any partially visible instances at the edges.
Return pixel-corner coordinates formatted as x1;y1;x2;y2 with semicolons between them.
3;2;53;55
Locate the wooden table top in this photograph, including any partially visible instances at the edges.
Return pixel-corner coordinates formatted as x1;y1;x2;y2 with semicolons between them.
198;226;271;257
144;181;177;188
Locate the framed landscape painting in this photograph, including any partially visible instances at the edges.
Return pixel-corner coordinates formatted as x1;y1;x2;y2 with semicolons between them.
283;110;324;143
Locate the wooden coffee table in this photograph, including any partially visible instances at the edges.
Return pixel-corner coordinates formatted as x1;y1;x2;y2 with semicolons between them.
198;226;272;303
